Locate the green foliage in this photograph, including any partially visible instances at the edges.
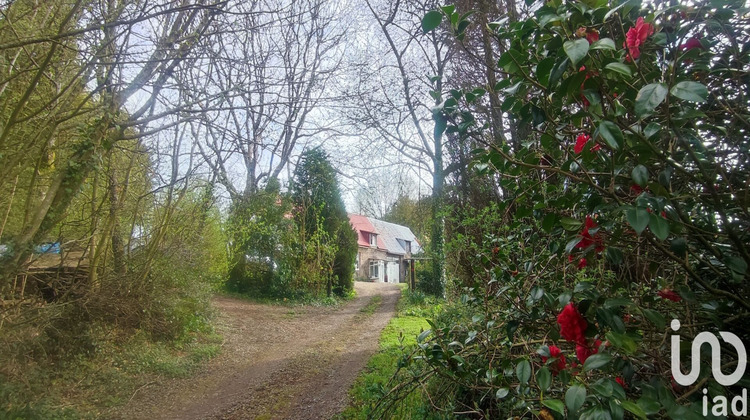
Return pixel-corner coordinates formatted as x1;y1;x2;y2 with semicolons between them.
415;260;442;297
226;179;297;297
386;1;750;418
291;148;357;297
383;194;432;248
0;326;221;419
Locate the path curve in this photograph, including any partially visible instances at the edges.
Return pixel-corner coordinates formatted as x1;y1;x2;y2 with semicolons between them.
113;281;401;420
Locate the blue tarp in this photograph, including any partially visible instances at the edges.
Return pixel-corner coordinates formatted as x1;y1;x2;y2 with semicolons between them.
34;242;61;254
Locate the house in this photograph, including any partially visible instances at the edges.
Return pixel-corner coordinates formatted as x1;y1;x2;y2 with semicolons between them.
349;214;421;284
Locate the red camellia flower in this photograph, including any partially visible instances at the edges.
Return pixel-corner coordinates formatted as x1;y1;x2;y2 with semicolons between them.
623;17;655;60
575;215;604;253
616;377;627;388
586;28;600;44
630;184;644;195
542;345;567;374
577;258;587;269
658;289;682;302
557;303;588;344
680;37;703;51
576;344;594;363
576;339;602;363
574;133;591;154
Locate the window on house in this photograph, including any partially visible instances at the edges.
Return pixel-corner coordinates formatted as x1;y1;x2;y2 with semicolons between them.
369;260;379;278
405;241;411;253
355;253;359;270
369;233;377;246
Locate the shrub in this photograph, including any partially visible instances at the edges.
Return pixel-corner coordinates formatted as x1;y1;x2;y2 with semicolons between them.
384;1;750;418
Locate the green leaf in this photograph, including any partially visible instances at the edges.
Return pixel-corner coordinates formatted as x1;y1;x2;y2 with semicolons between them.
670;81;708;103
644;122;661;139
605;247;624;265
580;406;613;420
635;83;668;117
726;256;748;281
542;213;559;233
621;401;648;419
631;165;648;187
566;385;586;412
641;308;666;330
563;38;590;65
605;331;638;354
537;56;556;87
590;38;616;50
637;397;661;415
561;217;582;231
648;213;669;240
538;12;561;28
422;11;443;33
670;237;687;256
516;360;531;384
583;353;612;371
549;57;569;88
498;50;523;74
604;62;633;77
625;207;649;235
543;399;566;415
440;5;455;15
537;367;552;391
597;120;624;150
565;237;582;254
496;388;509;399
417;329;432;343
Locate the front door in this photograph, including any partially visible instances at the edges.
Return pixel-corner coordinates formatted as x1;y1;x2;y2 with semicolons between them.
386;261;400;283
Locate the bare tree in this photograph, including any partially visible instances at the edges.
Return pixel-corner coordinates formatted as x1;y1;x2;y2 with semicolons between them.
351;0;455;293
354;167;416;219
188;0;348;201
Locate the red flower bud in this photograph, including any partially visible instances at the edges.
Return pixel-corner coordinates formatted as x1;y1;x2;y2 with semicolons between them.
680;37;703;51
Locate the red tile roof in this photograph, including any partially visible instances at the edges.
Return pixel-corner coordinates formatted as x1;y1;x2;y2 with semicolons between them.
348;214;379;248
349;214;387;249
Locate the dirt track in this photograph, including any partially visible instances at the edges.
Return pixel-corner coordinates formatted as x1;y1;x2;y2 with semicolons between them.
113;281;401;420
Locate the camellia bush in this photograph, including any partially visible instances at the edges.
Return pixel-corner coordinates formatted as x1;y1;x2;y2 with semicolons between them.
380;0;749;419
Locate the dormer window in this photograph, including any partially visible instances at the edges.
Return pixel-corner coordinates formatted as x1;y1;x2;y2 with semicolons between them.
405;240;411;253
369;233;377;247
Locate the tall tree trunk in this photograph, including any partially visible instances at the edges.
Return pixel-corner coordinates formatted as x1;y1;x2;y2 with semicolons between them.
109;158;126;276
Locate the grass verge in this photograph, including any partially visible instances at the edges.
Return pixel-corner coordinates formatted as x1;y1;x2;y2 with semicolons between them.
0;322;222;419
337;286;440;420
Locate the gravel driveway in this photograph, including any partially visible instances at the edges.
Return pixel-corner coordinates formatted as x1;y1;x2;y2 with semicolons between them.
113;281;401;420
